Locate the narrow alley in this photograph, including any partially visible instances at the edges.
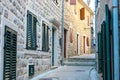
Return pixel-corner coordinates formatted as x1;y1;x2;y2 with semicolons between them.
31;54;98;80
0;0;120;80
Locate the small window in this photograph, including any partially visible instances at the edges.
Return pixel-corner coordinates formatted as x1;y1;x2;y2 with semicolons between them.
26;11;37;50
80;8;85;20
42;22;49;51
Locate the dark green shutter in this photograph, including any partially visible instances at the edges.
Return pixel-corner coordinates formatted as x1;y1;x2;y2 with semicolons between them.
105;4;111;80
32;17;37;49
4;26;17;80
100;5;111;80
101;21;107;80
26;11;37;50
46;26;49;50
98;32;102;73
42;23;45;51
27;13;32;49
42;22;49;51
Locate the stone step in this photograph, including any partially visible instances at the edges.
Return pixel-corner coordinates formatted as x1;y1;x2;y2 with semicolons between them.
63;61;96;66
67;58;96;62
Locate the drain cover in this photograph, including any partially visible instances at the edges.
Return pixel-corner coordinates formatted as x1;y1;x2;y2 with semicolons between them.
39;78;52;80
75;70;85;72
39;77;59;80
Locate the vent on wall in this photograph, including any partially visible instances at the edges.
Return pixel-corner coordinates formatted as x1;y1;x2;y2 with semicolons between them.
29;65;34;76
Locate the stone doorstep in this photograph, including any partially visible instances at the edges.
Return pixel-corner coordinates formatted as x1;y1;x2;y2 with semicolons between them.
67;58;96;62
63;62;96;66
50;66;58;70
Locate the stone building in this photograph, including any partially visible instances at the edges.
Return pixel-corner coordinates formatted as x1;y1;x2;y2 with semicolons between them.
64;0;94;58
0;0;62;80
95;0;119;79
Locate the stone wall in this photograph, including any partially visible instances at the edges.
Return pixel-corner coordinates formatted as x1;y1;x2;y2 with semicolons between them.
0;0;62;79
95;0;112;72
65;0;93;57
95;0;112;51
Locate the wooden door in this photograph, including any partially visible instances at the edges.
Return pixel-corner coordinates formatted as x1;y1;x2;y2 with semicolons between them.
83;36;85;53
64;29;67;58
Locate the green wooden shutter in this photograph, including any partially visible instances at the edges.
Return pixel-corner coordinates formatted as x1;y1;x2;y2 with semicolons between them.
32;17;37;49
27;13;32;49
100;5;111;80
98;32;102;73
105;4;111;80
42;23;45;51
27;11;37;50
46;26;49;51
101;21;107;80
42;22;49;51
4;26;17;80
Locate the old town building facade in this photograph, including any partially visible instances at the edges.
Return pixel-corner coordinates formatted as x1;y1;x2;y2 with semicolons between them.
95;0;120;79
64;0;93;58
0;0;62;79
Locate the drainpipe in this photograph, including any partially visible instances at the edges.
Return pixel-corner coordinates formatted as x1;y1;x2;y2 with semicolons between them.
61;0;64;65
112;0;119;80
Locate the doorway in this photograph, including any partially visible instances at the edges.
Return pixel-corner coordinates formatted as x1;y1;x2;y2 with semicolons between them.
64;29;67;58
83;36;85;53
52;28;55;66
77;34;79;54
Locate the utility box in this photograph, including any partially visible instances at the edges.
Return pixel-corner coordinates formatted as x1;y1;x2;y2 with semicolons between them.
29;65;34;76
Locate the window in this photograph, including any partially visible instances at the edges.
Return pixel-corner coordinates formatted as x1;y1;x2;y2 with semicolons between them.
4;26;17;80
42;22;49;51
70;0;76;5
80;8;85;20
26;11;37;50
87;16;89;26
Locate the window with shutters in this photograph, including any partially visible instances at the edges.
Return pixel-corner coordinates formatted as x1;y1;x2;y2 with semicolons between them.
80;8;85;20
87;16;89;26
26;11;37;50
42;22;49;51
4;26;17;80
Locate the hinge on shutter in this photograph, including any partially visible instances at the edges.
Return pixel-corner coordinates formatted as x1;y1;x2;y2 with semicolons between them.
4;33;6;37
3;46;6;49
110;29;112;35
36;45;38;48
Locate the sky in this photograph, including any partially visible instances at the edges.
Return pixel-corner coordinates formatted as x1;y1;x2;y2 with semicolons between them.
89;0;95;11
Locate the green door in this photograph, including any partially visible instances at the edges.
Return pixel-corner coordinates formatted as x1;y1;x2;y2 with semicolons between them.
4;26;17;80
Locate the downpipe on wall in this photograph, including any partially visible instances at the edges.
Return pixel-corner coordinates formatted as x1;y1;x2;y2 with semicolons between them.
112;0;119;80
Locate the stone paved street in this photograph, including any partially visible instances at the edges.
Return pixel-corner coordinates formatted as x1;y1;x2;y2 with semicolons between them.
31;66;93;80
31;54;99;80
